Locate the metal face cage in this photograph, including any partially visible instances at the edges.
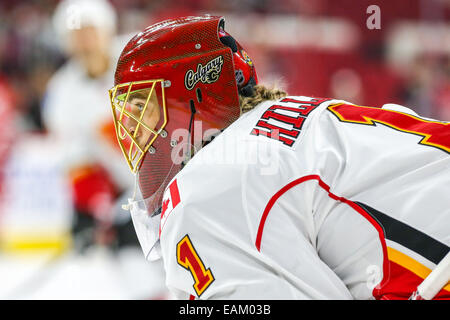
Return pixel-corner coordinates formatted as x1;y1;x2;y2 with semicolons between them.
109;79;168;173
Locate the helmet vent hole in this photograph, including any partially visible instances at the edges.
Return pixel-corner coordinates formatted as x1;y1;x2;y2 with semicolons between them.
196;88;203;103
219;35;238;53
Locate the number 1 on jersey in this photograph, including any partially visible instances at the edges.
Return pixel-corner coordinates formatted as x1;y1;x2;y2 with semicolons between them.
177;235;214;297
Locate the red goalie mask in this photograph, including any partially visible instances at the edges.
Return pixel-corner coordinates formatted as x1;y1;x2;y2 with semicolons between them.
108;15;258;213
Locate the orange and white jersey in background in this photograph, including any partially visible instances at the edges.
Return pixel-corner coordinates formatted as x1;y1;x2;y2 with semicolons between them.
41;38;134;193
137;96;449;300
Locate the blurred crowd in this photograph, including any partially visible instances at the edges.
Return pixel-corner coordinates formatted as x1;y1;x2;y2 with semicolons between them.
0;0;448;299
0;0;448;132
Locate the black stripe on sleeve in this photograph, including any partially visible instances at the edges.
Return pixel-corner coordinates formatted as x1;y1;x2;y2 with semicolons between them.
355;201;449;264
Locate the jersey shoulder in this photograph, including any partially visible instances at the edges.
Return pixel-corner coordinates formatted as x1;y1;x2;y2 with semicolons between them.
158;95;347;240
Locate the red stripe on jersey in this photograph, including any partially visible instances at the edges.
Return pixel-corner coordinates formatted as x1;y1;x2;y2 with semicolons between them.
255;175;388;299
256;174;450;300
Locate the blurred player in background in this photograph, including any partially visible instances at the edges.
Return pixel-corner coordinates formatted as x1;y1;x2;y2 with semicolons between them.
0;77;17;202
44;0;132;248
110;15;449;300
35;0;169;299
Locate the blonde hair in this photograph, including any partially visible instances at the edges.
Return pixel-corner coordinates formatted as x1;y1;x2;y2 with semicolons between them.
239;84;287;114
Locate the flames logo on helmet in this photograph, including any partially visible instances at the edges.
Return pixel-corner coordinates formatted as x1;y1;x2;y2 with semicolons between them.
184;55;224;90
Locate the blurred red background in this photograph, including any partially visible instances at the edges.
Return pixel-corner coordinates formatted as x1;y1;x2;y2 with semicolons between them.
0;0;448;129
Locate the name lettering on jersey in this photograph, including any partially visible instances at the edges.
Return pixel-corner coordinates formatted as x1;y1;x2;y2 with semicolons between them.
159;179;181;236
250;97;330;147
177;234;215;297
328;103;450;154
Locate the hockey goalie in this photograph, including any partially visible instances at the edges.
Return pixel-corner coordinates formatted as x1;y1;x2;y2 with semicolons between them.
107;15;450;300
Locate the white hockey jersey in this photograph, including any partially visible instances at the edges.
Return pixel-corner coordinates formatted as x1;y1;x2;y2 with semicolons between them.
134;96;450;300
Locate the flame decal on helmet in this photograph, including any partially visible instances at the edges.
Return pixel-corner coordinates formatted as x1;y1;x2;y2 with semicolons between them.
184;56;224;90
